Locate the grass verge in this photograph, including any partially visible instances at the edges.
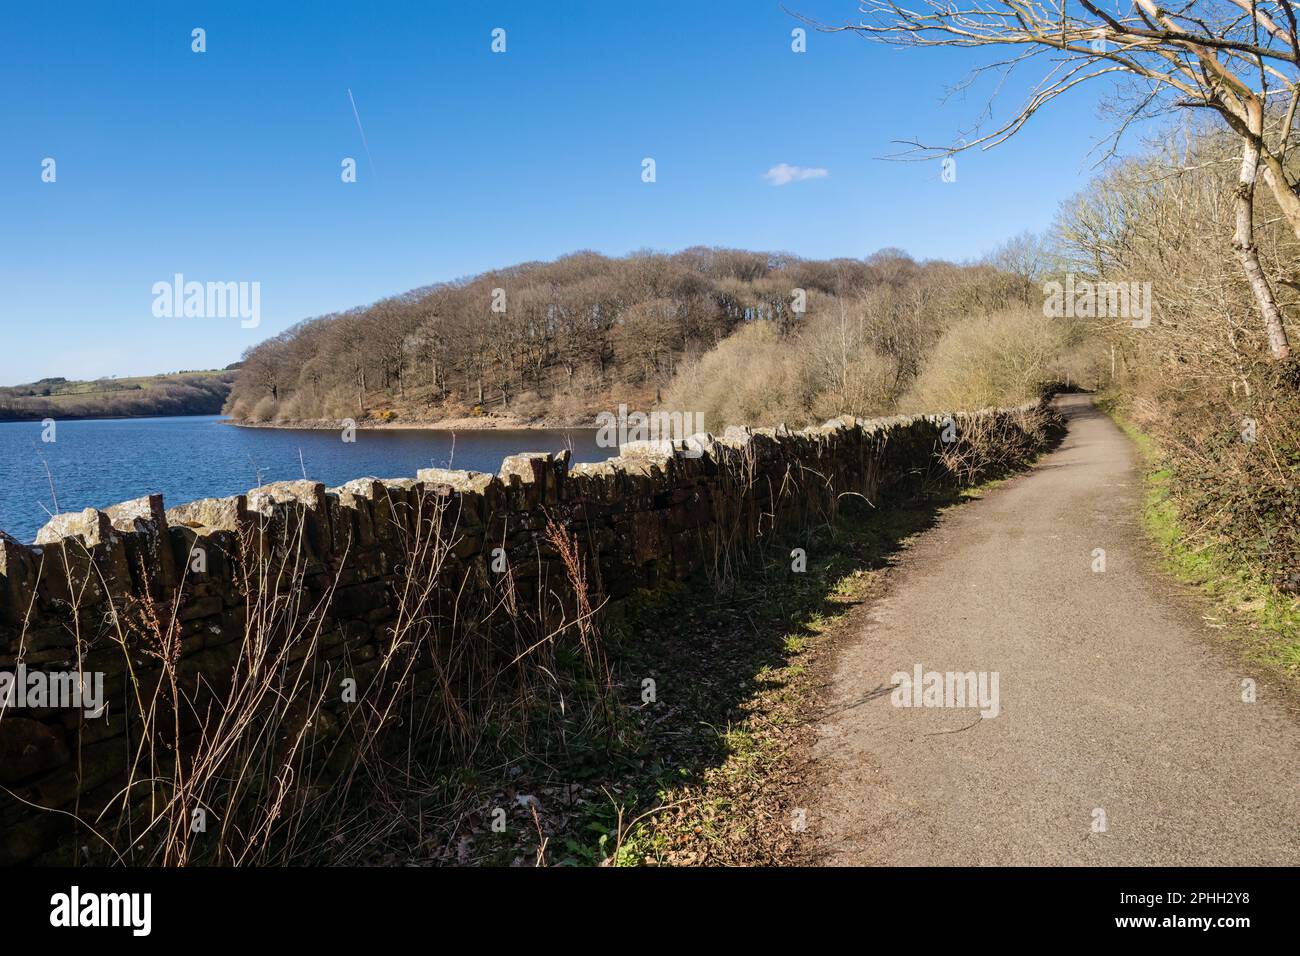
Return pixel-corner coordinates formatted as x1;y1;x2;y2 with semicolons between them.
1097;396;1300;680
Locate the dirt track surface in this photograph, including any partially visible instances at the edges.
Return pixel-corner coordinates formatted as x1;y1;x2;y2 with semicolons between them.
810;394;1300;865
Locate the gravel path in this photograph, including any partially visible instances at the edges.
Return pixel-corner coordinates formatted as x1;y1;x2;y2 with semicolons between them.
810;394;1300;865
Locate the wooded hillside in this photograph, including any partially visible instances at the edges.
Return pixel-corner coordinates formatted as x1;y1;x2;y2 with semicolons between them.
224;247;1043;426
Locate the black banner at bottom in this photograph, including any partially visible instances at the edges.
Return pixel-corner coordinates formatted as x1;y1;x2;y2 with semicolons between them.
0;866;1276;941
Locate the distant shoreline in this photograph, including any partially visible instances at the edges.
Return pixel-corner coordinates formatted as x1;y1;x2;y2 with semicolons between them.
0;409;227;425
0;369;235;424
224;415;598;432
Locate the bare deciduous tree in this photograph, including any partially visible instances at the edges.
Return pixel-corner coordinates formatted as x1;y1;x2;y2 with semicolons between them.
808;0;1295;358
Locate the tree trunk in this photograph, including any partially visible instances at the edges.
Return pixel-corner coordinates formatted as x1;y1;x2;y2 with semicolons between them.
1259;152;1300;244
1237;140;1292;360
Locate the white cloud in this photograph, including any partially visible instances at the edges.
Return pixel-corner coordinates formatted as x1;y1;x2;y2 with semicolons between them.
763;163;828;186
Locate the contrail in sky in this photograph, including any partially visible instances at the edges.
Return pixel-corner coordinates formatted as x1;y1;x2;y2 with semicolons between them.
348;88;376;175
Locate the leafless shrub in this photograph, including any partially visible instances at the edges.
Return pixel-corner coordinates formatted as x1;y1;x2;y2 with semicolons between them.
13;481;627;865
935;404;1060;489
900;309;1075;413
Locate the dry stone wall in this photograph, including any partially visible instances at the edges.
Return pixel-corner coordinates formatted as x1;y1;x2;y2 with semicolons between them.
0;401;1054;864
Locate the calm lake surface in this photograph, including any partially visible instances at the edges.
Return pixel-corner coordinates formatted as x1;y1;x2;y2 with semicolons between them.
0;416;610;543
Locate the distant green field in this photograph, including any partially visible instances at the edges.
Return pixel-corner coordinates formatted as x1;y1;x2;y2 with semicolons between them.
0;369;238;421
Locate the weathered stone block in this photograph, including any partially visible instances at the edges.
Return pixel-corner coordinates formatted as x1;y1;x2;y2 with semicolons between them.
0;534;36;626
166;494;248;532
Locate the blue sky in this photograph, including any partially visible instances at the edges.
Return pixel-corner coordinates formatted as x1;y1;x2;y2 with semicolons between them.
1;0;1125;384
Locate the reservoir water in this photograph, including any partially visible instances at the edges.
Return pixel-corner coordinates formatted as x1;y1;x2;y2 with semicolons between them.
0;416;610;543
